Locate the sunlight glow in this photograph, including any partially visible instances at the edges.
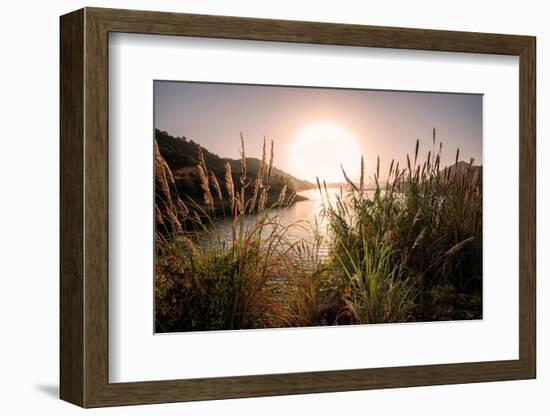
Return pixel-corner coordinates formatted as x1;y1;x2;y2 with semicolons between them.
290;121;362;183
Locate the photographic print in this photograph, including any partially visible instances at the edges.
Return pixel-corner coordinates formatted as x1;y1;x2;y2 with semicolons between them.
154;81;482;333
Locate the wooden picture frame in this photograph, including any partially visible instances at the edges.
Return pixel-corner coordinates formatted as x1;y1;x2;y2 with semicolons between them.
60;7;536;408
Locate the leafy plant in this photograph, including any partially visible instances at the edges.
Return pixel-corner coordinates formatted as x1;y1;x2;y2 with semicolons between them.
155;128;483;332
320;129;482;323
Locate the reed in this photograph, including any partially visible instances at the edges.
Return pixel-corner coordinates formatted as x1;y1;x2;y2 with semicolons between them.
155;129;482;332
320;130;482;322
155;136;302;332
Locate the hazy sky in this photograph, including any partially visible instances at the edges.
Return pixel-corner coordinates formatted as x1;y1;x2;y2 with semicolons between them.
154;81;482;183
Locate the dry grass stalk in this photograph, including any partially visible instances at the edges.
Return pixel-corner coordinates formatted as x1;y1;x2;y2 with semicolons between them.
197;163;213;210
267;140;274;183
277;185;287;206
225;162;235;211
359;156;365;194
249;138;267;213
239;133;247;186
210;170;223;206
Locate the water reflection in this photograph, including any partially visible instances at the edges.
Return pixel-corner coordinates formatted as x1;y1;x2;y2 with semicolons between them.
206;187;376;259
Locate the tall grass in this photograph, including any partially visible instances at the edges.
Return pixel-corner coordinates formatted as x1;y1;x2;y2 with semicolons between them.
278;231;331;326
155;129;482;332
155;137;303;332
319;129;482;322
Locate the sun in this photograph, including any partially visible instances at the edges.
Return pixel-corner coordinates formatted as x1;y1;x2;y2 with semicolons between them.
290;121;362;183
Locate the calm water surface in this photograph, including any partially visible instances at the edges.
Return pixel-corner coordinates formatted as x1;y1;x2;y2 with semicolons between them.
208;187;376;259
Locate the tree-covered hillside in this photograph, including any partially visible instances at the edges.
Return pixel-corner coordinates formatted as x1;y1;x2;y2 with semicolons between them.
155;129;314;206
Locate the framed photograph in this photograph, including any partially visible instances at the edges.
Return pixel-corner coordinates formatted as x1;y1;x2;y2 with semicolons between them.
60;7;536;408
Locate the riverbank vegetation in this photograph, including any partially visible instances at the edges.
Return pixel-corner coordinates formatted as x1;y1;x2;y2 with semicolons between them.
155;129;482;333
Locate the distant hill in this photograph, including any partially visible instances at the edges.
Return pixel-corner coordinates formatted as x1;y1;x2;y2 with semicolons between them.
438;161;482;183
154;129;315;204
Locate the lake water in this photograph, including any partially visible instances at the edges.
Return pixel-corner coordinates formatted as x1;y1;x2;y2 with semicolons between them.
207;187;376;259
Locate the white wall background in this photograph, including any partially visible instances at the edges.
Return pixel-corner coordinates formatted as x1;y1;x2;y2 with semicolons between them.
0;0;546;414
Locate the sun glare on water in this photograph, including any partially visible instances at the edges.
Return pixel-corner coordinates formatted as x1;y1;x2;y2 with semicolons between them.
290;121;362;183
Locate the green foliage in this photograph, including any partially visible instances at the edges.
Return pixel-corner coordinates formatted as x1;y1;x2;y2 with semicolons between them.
320;131;482;323
155;239;240;331
335;238;415;324
155;136;300;331
155;129;483;332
